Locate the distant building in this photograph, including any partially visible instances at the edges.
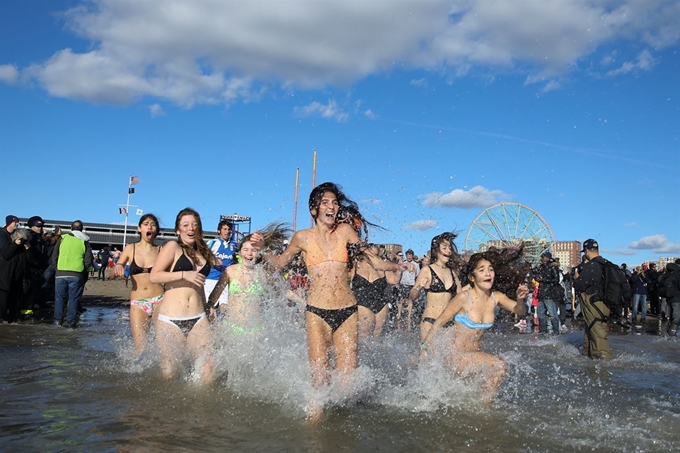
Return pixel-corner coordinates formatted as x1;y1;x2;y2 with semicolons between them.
657;257;680;270
553;241;581;270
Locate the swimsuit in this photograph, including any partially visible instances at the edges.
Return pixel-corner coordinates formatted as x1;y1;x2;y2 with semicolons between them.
157;312;207;336
422;317;455;328
172;253;210;277
306;304;358;333
454;290;496;330
130;294;163;317
422;266;458;327
353;274;388;314
305;231;349;267
228;267;265;296
129;244;161;276
425;265;457;295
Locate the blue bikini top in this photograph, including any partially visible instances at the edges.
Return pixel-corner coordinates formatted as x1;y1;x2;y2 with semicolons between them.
454;290;495;330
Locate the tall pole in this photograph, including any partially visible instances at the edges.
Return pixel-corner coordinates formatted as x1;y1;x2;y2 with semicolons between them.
293;168;299;232
123;175;132;248
310;150;317;228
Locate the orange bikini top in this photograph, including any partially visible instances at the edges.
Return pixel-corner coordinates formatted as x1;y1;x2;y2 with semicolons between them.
305;230;349;267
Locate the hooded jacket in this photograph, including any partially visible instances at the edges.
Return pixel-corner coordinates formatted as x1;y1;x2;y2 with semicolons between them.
52;231;93;278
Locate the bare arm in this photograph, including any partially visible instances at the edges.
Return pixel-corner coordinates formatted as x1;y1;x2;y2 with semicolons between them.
422;292;466;345
409;267;431;302
112;243;134;278
208;266;232;306
149;242;185;284
496;285;529;316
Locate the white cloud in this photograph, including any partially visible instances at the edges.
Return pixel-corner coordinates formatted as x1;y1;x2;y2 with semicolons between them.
404;219;438;231
629;234;680;253
294;99;349;122
149;103;166;117
421;185;511;209
0;64;18;84
410;78;427;87
364;109;376;119
606;49;656;76
4;0;678;105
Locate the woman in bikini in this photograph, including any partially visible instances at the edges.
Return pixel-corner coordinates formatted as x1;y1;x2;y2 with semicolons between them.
150;207;218;384
253;182;400;419
409;232;462;342
352;243;391;339
421;249;529;401
208;234;268;336
112;214;164;356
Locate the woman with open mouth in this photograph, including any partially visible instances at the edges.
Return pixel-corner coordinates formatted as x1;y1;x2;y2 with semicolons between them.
252;182;401;422
420;250;529;402
150;207;218;384
409;232;463;343
112;214;164;357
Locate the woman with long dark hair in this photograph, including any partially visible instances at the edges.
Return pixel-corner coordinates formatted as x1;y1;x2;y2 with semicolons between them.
408;232;462;342
421;248;529;401
253;182;401;421
113;214;164;356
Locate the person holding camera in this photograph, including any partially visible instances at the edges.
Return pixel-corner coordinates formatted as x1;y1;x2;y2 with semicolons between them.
630;266;650;326
0;227;32;323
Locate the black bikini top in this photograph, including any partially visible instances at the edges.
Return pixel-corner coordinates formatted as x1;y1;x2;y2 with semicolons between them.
426;265;457;295
172;253;210;277
129;244;159;276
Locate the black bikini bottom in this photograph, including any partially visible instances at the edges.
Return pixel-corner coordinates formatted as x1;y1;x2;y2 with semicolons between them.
306;304;358;333
357;297;388;315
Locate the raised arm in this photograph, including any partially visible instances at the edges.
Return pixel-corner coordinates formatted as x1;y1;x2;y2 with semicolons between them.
496;284;529;316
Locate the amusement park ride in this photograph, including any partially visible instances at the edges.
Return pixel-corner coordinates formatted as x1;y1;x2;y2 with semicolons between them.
464;202;555;265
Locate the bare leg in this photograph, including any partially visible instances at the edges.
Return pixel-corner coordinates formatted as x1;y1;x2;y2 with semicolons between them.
452;351;507;402
154;317;186;379
373;305;389;337
332;312;359;384
356;305;375;340
187;317;215;385
305;311;332;423
130;305;151;356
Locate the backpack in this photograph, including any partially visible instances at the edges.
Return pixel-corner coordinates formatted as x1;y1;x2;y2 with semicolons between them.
599;259;630;309
658;272;680;299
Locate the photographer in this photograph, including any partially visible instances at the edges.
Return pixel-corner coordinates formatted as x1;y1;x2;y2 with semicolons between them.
535;251;562;334
0;229;34;323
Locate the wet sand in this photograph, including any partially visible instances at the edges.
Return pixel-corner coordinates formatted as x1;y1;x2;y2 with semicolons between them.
81;277;130;306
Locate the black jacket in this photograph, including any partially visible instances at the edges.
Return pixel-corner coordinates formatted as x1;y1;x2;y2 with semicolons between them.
0;241;34;292
537;261;563;301
664;263;680;303
574;256;605;301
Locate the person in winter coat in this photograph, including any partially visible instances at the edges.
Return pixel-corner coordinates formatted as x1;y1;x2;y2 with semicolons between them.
0;228;33;322
630;266;651;325
663;260;680;336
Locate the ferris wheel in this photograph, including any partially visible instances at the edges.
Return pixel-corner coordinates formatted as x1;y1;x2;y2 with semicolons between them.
464;202;555;265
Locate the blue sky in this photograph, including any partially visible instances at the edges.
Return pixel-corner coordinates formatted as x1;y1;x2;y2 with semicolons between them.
1;0;678;265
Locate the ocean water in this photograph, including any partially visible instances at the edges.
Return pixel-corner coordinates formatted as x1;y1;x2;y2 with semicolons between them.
1;300;679;453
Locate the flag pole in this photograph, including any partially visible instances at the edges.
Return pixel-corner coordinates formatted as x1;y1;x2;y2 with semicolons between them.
123;175;132;248
293;168;299;232
310;150;317;228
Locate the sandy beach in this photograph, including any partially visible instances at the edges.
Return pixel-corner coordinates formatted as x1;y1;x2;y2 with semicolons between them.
81;277;130;306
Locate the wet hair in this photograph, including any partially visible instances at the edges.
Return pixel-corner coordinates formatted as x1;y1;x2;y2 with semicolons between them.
138;213;160;238
259;222;292;254
429;232;461;270
71;220;83;231
463;246;530;297
308;182;379;239
174;207;218;266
